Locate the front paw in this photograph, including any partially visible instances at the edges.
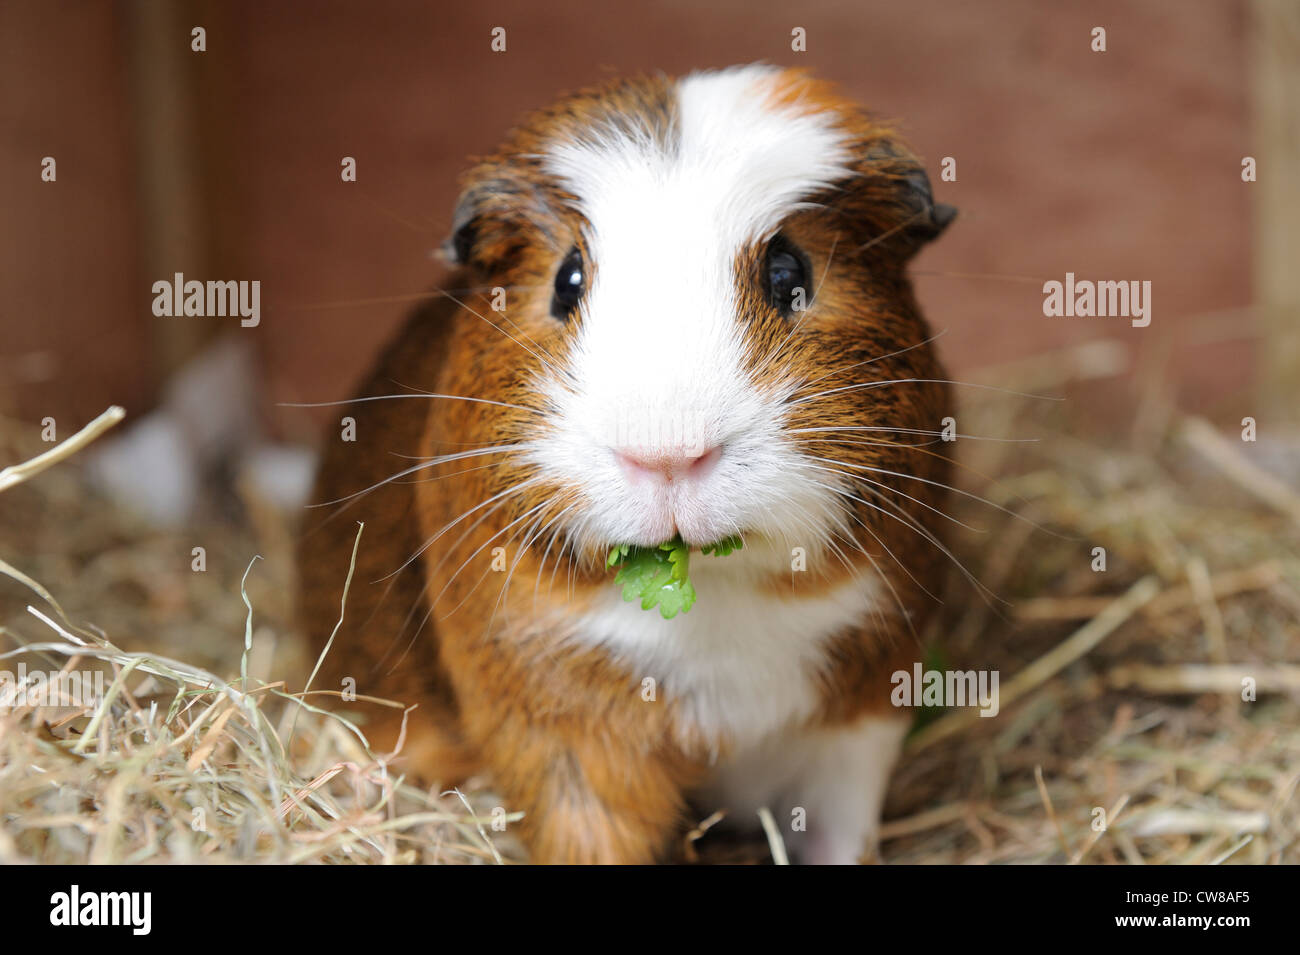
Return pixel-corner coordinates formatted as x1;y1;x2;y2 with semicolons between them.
789;828;880;865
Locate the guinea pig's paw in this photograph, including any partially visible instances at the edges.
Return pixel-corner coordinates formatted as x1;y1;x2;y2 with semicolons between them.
792;828;881;866
777;716;909;864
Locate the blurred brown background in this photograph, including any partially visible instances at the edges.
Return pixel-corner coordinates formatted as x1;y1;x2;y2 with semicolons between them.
1;0;1295;442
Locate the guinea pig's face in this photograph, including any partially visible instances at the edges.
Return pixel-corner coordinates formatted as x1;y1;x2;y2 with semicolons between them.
446;65;954;565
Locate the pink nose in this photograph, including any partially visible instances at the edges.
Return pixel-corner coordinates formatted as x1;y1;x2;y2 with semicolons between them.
615;446;720;483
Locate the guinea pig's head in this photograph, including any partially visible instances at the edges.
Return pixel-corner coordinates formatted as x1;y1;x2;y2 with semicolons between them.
440;64;955;572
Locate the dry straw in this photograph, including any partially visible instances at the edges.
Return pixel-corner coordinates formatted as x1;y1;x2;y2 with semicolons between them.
0;407;517;864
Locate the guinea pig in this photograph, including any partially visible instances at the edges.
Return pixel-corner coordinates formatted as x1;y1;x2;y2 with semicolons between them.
296;63;956;864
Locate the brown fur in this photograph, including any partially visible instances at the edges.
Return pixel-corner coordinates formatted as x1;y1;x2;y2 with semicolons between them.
297;68;954;864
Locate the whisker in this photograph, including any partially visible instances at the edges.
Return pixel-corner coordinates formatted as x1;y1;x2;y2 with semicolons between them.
790;424;1037;444
911;268;1051;285
813;455;1058;537
378;490;526;672
287;284;557;313
310;444;529;508
802;459;984;533
854;481;1005;611
433;498;554;620
804;476;940;602
562;513;597;601
532;505;577;614
434;288;564;380
383;488;530;667
776;500;902;636
827;521;916;639
822;473;1002;608
785;481;932;641
379;477;541;581
789;377;1062;407
797;329;950;393
852;208;930;254
492;507;553;614
279;392;539;416
490;504;566;631
795;435;943;450
387;459;504;486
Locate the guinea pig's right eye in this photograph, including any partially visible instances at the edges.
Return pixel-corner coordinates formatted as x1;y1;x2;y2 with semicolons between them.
550;248;585;321
764;235;810;317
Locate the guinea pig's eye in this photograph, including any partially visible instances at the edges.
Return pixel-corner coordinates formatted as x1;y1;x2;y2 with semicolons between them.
764;236;810;317
550;248;585;321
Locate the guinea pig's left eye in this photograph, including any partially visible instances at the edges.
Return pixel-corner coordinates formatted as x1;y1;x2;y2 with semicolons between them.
550;248;585;321
764;236;810;317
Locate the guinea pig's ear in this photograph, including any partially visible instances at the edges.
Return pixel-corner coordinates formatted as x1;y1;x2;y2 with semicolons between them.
440;165;550;273
440;180;491;269
443;199;477;267
861;142;957;258
897;167;958;247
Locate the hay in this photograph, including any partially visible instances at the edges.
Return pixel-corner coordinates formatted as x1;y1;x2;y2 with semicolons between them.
877;340;1300;865
0;411;518;864
0;337;1297;864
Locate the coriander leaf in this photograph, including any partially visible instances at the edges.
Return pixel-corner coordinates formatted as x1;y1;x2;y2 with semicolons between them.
699;534;744;557
607;533;739;619
654;576;696;619
610;534;693;619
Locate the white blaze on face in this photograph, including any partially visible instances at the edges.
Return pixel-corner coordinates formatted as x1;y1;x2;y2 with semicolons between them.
534;65;858;550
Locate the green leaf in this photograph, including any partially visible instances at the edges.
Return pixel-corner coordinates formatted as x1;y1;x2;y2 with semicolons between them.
699;534;744;557
653;576;696;619
607;533;739;619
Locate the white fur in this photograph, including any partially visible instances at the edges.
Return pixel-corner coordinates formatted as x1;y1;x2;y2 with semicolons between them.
533;64;857;552
702;716;909;864
566;552;880;753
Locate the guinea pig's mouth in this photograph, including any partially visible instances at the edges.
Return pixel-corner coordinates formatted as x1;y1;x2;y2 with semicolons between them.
619;504;734;551
678;527;754;551
611;532;746;554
